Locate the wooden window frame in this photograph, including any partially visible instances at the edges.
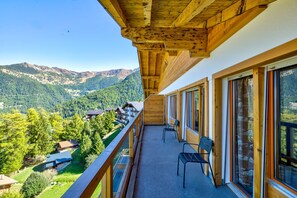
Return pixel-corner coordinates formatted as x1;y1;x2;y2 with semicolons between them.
168;94;177;121
212;38;297;192
228;74;254;197
267;66;297;195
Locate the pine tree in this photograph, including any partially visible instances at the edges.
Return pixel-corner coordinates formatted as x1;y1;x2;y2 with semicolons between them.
50;112;64;142
92;132;105;155
0;110;28;174
90;116;106;138
80;134;92;159
26;108;53;157
103;111;115;133
82;121;92;136
66;113;84;142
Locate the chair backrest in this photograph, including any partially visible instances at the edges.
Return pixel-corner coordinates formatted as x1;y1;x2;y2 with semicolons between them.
173;119;179;127
198;136;213;153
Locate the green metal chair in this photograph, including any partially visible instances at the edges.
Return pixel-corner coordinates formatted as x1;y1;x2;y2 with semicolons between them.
162;119;179;143
177;136;217;188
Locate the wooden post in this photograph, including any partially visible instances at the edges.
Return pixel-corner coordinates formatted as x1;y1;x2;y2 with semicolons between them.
177;91;183;141
129;129;134;158
101;165;113;198
212;78;222;185
253;67;265;198
136;120;139;138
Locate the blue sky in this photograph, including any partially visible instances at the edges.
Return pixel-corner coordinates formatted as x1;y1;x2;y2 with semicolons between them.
0;0;138;72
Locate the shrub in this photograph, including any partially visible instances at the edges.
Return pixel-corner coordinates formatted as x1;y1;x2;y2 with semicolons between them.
0;192;23;198
85;154;98;169
43;169;57;181
21;172;50;198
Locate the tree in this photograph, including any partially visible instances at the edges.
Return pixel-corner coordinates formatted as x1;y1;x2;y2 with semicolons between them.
21;172;50;198
92;133;105;155
84;154;98;169
26;108;53;157
90;116;106;138
80;134;92;159
82;121;92;136
103;111;115;132
49;112;65;142
0;110;28;174
65;113;84;142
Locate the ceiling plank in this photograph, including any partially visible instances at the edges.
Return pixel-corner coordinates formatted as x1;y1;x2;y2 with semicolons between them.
144;88;158;92
171;0;216;27
99;0;128;28
122;27;207;44
142;76;160;81
133;43;165;51
143;0;153;26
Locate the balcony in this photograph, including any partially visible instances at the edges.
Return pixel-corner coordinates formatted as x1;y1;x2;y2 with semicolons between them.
63;108;236;198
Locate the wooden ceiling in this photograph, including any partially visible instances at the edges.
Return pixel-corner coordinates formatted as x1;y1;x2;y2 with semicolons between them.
98;0;275;98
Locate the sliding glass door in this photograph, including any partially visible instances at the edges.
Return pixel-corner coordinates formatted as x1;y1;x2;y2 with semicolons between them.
230;76;254;196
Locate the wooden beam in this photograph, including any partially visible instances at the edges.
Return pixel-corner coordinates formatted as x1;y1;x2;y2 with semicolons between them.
133;43;165;51
99;0;128;28
122;27;207;44
207;5;266;52
167;50;179;56
172;0;215;27
144;88;158;92
143;0;153;26
165;41;206;50
101;165;113;198
189;50;210;58
206;0;273;28
212;78;222;185
253;67;265;198
142;76;160;81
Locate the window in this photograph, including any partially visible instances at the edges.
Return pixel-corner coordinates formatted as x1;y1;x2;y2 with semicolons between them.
272;65;297;192
185;87;204;132
169;95;177;119
230;76;254;196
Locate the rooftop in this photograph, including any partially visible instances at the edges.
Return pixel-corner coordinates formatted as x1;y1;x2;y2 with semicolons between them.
0;175;17;186
46;151;72;165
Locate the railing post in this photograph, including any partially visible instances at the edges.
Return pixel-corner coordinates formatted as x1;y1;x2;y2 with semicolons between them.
101;165;113;198
129;129;134;158
136;119;139;138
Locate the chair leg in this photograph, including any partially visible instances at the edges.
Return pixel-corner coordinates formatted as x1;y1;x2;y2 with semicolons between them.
200;163;205;175
177;155;180;176
183;163;186;188
208;163;217;188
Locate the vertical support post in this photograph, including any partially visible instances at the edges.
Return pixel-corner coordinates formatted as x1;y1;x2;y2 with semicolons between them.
101;165;113;198
253;67;265;198
129;129;134;158
136;119;139;138
212;78;222;186
177;91;183;142
203;79;209;175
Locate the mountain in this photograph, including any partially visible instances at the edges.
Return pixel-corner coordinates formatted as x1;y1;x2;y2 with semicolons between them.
0;72;71;113
54;71;144;118
0;63;141;114
0;63;135;97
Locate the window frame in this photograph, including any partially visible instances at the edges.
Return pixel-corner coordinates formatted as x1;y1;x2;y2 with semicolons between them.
267;62;297;194
168;94;177;120
228;73;254;197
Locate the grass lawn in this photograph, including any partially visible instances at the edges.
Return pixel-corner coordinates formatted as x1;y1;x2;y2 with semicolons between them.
103;124;123;147
39;148;85;197
39;182;73;198
12;166;34;183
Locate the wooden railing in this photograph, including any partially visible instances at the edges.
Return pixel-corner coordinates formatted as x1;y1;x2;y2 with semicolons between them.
63;109;144;198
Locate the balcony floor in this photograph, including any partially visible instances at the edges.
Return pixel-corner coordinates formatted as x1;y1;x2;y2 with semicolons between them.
134;126;236;198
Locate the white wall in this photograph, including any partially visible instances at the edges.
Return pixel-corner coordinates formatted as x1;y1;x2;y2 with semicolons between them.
160;0;297;182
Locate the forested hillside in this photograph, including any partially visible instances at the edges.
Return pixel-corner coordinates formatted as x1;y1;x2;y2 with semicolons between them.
0;72;71;113
54;71;144;118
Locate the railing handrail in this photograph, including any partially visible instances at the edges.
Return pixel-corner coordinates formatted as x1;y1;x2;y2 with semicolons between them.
280;121;297;128
63;109;143;198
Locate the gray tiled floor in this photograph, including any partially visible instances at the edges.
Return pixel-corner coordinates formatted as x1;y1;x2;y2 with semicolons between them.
134;126;237;198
